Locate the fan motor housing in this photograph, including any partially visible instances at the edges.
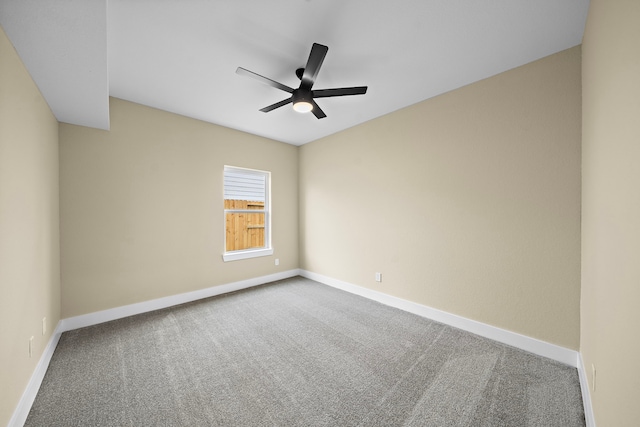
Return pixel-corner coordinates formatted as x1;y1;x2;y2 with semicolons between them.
292;88;311;104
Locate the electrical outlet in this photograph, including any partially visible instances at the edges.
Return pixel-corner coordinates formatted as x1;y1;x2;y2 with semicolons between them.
592;364;596;392
42;317;47;335
29;336;34;358
375;272;382;282
275;258;280;266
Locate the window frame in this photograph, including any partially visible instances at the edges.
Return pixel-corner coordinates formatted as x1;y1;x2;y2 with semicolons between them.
222;165;273;262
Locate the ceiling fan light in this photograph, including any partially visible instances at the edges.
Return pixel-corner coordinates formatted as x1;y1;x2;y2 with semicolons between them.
293;101;313;113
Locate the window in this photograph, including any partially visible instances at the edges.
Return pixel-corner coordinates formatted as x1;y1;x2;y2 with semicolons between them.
222;166;272;262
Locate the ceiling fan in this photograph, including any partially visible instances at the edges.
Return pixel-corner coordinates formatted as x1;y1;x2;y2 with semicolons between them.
236;43;367;119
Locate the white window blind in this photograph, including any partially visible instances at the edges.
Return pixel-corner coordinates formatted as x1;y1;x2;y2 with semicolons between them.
223;170;266;202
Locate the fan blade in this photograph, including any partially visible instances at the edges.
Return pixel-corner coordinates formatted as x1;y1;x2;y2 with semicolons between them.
236;67;294;93
260;97;292;113
311;100;327;119
312;86;368;98
301;43;328;90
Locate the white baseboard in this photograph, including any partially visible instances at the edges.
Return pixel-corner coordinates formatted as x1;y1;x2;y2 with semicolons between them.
300;269;579;368
577;353;597;427
8;321;64;427
60;269;301;332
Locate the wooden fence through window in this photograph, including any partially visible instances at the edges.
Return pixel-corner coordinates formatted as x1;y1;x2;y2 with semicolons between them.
224;199;265;251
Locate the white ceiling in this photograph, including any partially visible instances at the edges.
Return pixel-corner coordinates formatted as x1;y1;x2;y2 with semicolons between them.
1;0;590;146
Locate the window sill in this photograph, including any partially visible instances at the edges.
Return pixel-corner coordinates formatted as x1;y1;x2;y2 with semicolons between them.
222;248;273;262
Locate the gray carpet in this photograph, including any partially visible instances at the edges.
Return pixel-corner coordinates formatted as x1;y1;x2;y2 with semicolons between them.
25;276;585;426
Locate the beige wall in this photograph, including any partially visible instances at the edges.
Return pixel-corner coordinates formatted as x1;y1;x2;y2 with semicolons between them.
60;98;298;318
581;0;640;425
0;25;60;426
299;47;582;349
